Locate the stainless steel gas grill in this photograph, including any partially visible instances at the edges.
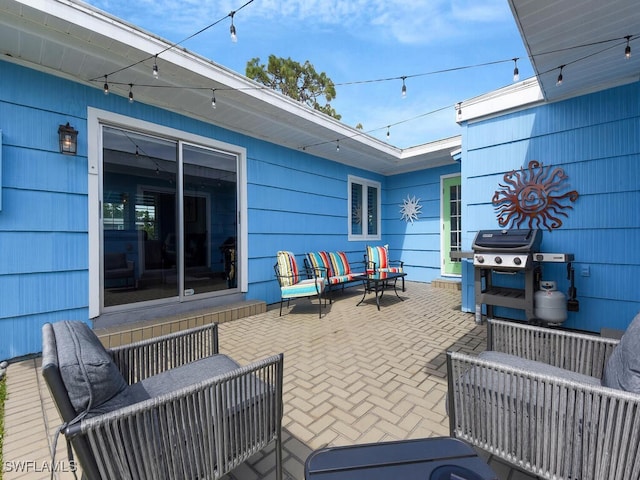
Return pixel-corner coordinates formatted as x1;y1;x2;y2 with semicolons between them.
472;229;574;324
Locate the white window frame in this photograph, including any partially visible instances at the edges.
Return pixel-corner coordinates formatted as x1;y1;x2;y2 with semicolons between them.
348;175;381;241
87;107;247;318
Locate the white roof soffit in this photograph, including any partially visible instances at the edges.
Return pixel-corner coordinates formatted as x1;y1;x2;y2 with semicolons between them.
457;77;544;124
0;0;457;175
508;0;640;103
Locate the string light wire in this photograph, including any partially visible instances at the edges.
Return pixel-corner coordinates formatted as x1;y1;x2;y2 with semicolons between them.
86;20;639;152
300;104;452;151
89;0;254;82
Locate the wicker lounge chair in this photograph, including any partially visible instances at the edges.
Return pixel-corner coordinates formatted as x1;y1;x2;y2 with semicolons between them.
42;321;284;480
447;316;640;480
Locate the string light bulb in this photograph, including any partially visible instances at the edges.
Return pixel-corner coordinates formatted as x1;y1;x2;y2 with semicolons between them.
128;84;134;103
512;58;520;82
229;11;237;43
401;76;407;98
387;126;390;138
103;75;109;95
457;103;462;116
211;89;217;109
556;66;564;86
336;139;340;152
152;55;159;78
625;35;632;59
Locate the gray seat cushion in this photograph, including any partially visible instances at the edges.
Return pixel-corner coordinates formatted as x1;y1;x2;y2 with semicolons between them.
601;312;640;392
53;321;128;414
88;354;243;416
478;351;601;387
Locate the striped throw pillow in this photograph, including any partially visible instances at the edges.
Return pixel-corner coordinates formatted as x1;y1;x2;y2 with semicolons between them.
329;251;351;276
366;245;389;269
276;251;299;286
307;251;332;277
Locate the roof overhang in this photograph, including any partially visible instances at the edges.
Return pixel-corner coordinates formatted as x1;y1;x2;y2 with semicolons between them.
457;77;544;124
0;0;460;175
508;0;640;103
459;0;640;123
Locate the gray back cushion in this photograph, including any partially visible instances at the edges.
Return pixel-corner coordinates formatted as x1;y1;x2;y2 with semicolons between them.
602;312;640;392
52;321;128;414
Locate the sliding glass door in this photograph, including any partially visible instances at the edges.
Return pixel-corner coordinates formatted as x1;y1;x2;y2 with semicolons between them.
182;143;237;295
102;126;238;309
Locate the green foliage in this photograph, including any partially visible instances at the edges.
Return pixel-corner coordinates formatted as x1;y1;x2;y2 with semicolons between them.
246;55;341;120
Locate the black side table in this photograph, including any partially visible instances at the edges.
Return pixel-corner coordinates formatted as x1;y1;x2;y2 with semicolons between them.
305;437;498;480
354;271;407;310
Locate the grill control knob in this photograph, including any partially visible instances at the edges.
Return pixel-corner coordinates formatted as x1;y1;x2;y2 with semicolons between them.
494;256;502;264
476;256;484;264
514;257;522;266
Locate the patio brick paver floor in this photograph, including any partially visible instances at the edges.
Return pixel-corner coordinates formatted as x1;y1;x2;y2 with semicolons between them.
2;281;539;480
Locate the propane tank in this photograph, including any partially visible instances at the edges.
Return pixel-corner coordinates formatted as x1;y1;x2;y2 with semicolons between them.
535;281;567;325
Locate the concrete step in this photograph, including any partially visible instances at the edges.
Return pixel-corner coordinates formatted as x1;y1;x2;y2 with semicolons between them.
431;279;461;291
94;299;266;348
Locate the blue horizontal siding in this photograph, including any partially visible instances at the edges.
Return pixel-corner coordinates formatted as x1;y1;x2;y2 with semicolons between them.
0;232;87;274
249;184;346;217
0;310;89;360
461;81;640;333
466;83;640;151
0;188;87;231
0;271;88;318
2;144;87;194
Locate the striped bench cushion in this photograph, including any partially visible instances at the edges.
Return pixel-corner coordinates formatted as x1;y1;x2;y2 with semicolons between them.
307;251;332;277
328;273;362;285
281;278;325;299
329;252;351;276
380;267;403;273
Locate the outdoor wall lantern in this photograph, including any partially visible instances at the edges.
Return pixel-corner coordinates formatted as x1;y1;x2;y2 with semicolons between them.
58;122;78;155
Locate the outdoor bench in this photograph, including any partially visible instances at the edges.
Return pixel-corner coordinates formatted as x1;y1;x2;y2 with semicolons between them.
304;251;367;295
42;320;284;480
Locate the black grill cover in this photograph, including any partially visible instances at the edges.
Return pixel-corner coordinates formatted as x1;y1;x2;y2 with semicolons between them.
472;229;542;252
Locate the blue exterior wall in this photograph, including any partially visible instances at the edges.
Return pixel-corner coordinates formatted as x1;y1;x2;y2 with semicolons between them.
0;60;458;359
386;165;461;281
242;146;460;302
460;82;640;333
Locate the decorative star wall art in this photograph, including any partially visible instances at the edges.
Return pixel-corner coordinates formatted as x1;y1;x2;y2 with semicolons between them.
400;195;422;223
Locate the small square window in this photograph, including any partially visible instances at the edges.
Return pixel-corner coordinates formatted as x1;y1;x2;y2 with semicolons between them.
348;175;381;241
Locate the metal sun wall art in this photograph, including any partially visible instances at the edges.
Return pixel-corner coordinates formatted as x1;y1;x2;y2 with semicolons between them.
400;195;422;223
492;160;579;231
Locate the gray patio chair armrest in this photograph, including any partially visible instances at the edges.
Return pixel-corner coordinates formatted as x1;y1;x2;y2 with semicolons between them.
108;323;220;383
76;353;284;480
446;350;640;480
487;319;619;378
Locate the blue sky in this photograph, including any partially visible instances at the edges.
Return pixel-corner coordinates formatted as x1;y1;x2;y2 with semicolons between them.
85;0;533;148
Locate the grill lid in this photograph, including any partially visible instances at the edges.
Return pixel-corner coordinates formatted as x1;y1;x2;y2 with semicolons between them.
473;229;542;252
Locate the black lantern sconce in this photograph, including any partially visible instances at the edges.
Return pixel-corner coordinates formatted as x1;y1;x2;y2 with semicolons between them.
58;122;78;155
